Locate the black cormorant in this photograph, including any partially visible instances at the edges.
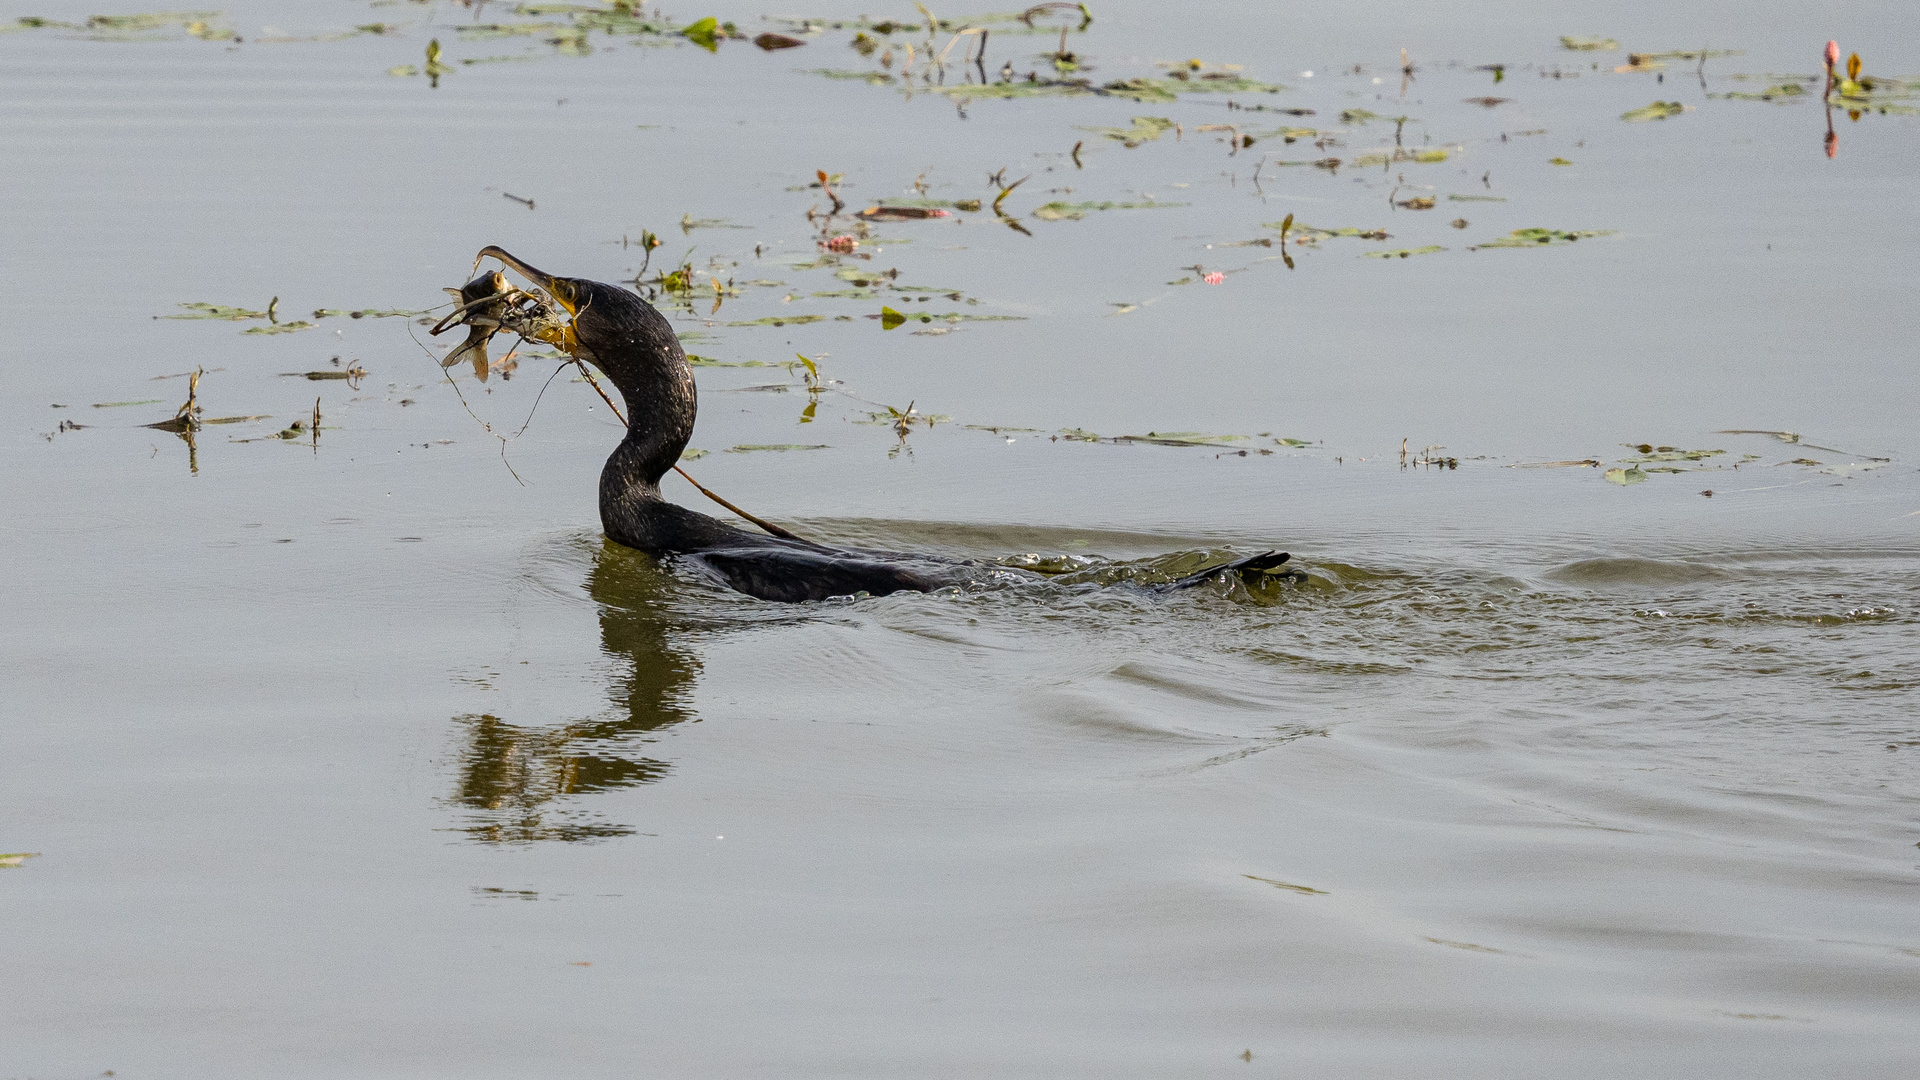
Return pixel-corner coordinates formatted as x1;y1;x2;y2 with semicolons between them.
458;247;1288;603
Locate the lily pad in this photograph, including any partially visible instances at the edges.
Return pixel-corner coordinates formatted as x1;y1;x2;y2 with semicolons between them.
242;321;315;335
1560;36;1619;51
0;852;41;868
1604;466;1647;485
725;443;830;453
1362;246;1445;258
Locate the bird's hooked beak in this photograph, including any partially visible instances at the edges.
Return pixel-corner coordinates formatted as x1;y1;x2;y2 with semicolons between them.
474;246;580;316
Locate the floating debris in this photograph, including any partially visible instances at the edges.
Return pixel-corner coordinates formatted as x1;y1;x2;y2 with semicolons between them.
1244;874;1327;895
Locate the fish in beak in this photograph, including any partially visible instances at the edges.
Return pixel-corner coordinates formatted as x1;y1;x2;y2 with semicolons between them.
431;269;514;382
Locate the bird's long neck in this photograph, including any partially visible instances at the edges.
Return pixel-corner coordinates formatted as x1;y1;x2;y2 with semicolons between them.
596;343;696;501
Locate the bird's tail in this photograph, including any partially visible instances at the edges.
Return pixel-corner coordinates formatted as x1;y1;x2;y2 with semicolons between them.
1165;550;1291;590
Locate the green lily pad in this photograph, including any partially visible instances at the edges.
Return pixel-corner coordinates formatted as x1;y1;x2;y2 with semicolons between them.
242;321;315;335
1560;36;1619;51
725;443;830;453
1604;466;1647;485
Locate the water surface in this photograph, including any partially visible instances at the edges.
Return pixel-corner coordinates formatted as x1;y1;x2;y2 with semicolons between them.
3;1;1918;1075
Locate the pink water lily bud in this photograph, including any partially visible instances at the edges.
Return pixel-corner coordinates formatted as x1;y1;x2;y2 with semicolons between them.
823;234;857;253
1203;271;1225;285
1826;40;1840;68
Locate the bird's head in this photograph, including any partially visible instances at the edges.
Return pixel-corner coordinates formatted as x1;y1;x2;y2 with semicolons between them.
473;246;646;359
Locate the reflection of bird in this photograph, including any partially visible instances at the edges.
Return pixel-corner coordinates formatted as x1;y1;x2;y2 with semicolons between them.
471;247;1289;602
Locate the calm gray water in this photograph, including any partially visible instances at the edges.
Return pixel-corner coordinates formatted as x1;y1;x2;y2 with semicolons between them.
4;1;1919;1075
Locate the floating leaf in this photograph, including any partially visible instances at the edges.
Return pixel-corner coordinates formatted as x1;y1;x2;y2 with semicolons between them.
810;67;895;84
92;399;164;409
1560;36;1619;51
879;305;907;330
1362;246;1444;258
1354;147;1450;167
242;321;314;335
682;16;720;50
1470;227;1612;249
0;852;41;868
1078;115;1177;147
1710;83;1808;103
753;32;804;50
162;302;267;321
1549;157;1574;165
679;448;709;460
311;308;424;319
1115;431;1252;448
1031;199;1184;220
1604;466;1647;485
725;443;830;453
1620;445;1725;462
1621;100;1685;122
725;315;827;327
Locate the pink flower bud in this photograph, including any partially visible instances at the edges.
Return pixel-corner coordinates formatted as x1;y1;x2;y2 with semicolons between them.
1825;40;1840;68
823;235;857;253
1203;272;1225;285
929;209;953;218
